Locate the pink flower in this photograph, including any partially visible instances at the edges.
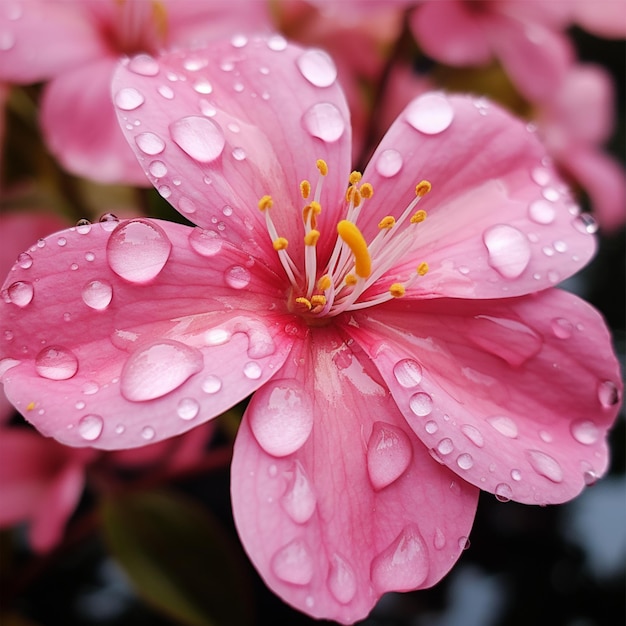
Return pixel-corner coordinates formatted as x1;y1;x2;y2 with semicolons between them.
0;0;270;184
0;37;622;622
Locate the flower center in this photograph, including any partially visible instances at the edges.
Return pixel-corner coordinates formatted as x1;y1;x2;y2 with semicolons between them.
105;0;168;55
259;160;430;320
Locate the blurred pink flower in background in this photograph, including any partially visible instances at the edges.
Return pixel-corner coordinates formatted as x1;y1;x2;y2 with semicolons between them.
0;0;271;184
0;36;621;622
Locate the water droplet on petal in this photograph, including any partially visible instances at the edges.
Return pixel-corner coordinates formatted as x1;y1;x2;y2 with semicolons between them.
148;160;167;178
531;167;551;186
128;53;159;76
192;78;213;94
267;35;287;51
296;49;337;87
328;554;357;604
78;414;103;441
107;219;171;283
528;199;556;224
393;359;422;388
81;280;113;310
141;426;156;440
551;317;573;339
82;381;100;395
157;84;174;99
205;327;231;346
177;397;200;421
17;252;33;269
243;361;262;380
120;340;203;402
570;419;599;445
301;102;345;142
461;424;484;447
76;219;92;234
494;482;512;502
35;346;79;380
425;420;438;434
511;469;522;481
526;449;563;483
201;375;222;394
189;228;223;257
436;438;453;455
367;422;413;490
231;34;248;48
169;116;225;163
0;31;15;51
371;525;429;592
375;149;403;177
7;281;33;307
409;392;433;417
405;94;454;135
249;379;313;457
573;213;598;234
281;461;317;523
483;225;531;279
433;528;446;550
456;453;474;470
99;213;120;231
232;147;246;161
225;265;250;289
597;380;619;408
272;539;314;585
114;87;144;111
135;132;165;155
487;415;518;438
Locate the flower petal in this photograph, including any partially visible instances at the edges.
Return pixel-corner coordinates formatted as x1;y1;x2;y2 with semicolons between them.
361;94;596;299
232;328;478;623
0;218;293;449
111;36;352;270
351;289;622;505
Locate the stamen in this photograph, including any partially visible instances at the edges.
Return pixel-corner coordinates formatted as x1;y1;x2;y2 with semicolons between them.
389;283;405;298
303;201;321;229
273;237;288;250
417;262;429;276
300;180;311;199
345;274;357;286
311;295;327;307
360;183;374;199
295;297;312;310
410;209;427;224
349;171;362;185
317;275;332;291
415;180;432;197
316;159;328;176
304;230;320;246
337;220;371;278
378;216;396;229
258;195;273;211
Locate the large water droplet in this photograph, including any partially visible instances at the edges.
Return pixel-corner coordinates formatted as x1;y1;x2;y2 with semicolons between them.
436;438;453;455
281;461;317;523
409;392;433;417
243;361;262;379
35;346;79;380
405;94;454;135
271;539;314;585
81;280;113;310
266;35;287;51
201;375;222;394
189;228;223;257
301;102;345;142
528;199;556;224
573;213;598;234
526;449;563;483
114;87;145;111
296;49;337;87
107;219;171;283
551;317;573;339
225;265;251;289
135;132;165;155
460;424;484;447
371;525;429;592
148;160;168;178
205;328;231;346
494;482;513;502
367;422;413;490
177;397;200;421
249;379;313;457
78;414;104;441
597;380;619;408
483;225;531;279
487;415;519;438
120;340;203;402
570;419;599;445
169;116;225;163
375;149;403;178
328;554;357;605
393;359;422;388
456;453;474;470
127;53;160;76
17;252;33;269
7;281;33;307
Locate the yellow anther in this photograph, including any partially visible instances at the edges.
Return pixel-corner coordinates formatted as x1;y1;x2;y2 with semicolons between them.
345;274;358;286
415;180;432;197
337;220;371;278
417;262;429;276
304;230;320;246
303;201;322;228
360;182;374;199
311;295;327;307
316;159;328;176
317;275;332;291
300;180;311;199
152;1;169;42
273;237;289;251
378;216;396;229
258;195;273;211
26;401;35;411
389;283;406;298
349;171;362;185
295;297;312;310
410;209;427;224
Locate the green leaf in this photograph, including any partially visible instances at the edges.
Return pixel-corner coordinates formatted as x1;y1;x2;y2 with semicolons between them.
100;490;254;626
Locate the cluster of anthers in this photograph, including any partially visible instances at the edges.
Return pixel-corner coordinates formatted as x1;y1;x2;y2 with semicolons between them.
259;159;431;320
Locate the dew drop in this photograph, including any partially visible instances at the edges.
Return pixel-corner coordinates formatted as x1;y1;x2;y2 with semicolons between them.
127;53;159;76
115;424;125;435
120;340;203;402
141;426;156;440
177;397;200;421
570;419;599;445
483;224;531;278
81;280;113;310
405;93;454;134
76;219;92;234
437;438;453;455
551;317;573;339
107;219;171;283
371;525;429;593
433;527;446;550
157;84;174;99
459;536;471;550
201;375;222;394
528;199;556;224
7;281;33;307
231;34;248;48
573;213;598;234
192;78;213;94
375;149;403;178
456;453;474;470
169;116;225;163
597;380;619;408
425;420;438;434
148;160;167;178
281;461;317;523
188;228;223;257
583;469;598;486
243;361;262;380
267;35;287;51
531;167;551;186
301;102;345;142
460;424;484;447
526;450;563;483
182;56;208;71
135;132;165;155
225;265;251;289
232;147;246;161
409;392;433;417
17;252;33;269
393;359;422;388
178;197;196;214
57;237;67;247
511;469;522;481
487;415;518;438
114;87;145;111
82;381;100;395
78;414;104;441
249;379;313;457
0;31;15;51
296;49;337;87
366;422;413;490
328;554;357;604
35;346;79;380
271;539;314;585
